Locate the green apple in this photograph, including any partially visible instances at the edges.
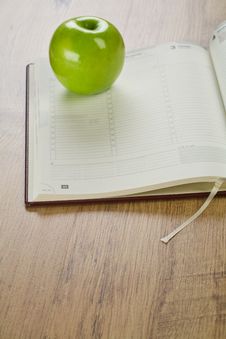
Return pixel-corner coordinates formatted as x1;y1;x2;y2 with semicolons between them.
49;16;125;95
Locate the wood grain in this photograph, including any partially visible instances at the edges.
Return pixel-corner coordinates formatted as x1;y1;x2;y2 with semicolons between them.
1;1;226;338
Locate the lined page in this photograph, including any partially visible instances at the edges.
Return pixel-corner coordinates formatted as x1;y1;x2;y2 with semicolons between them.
33;45;226;200
112;45;226;159
209;21;226;109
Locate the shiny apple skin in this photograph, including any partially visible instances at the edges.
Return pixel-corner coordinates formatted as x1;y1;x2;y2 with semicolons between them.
49;16;125;95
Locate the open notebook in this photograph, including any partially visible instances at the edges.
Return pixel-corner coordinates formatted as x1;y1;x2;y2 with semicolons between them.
25;21;226;207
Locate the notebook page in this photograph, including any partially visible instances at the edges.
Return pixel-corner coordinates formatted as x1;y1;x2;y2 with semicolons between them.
112;45;226;157
33;45;226;200
209;21;226;109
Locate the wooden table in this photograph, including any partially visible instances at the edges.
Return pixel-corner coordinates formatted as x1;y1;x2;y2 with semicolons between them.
1;1;226;338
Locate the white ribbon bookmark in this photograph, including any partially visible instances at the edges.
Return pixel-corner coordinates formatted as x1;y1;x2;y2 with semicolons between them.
160;178;224;244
